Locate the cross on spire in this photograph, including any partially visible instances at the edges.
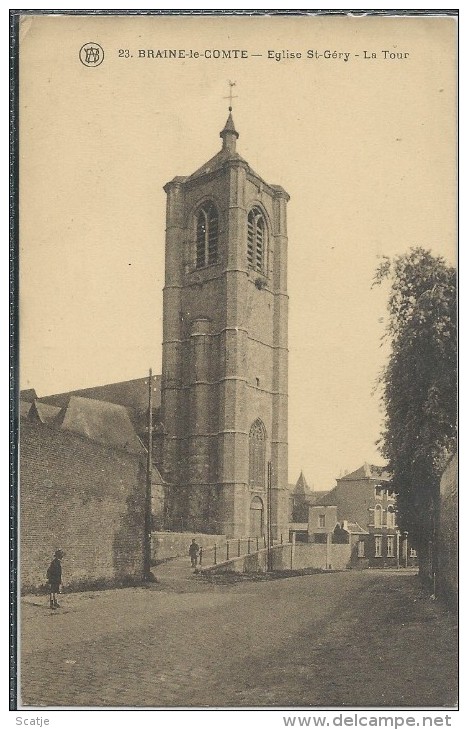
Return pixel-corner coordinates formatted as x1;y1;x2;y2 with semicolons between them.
224;80;238;111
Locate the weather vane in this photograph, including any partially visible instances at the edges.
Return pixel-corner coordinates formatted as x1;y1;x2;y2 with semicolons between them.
224;80;238;111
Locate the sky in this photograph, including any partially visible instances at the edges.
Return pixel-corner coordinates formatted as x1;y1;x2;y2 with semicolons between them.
19;13;457;490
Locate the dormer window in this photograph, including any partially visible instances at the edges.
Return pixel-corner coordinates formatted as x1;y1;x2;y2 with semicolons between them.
196;202;218;269
247;207;266;273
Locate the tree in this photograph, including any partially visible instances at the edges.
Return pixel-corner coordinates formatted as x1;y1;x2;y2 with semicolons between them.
374;248;456;584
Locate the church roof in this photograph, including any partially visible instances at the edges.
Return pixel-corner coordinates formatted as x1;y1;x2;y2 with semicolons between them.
185;148;248;183
220;111;239;137
292;471;311;495
338;463;390;482
60;396;144;454
40;376;161;415
20;400;33;418
20;388;38;403
30;401;63;425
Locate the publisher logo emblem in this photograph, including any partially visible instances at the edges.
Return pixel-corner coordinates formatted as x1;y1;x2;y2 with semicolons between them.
79;42;104;67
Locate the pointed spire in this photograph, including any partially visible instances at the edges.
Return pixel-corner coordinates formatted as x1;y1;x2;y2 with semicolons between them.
220;111;239;152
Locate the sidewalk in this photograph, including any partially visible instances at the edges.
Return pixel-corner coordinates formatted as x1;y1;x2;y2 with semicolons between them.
153;555;203;591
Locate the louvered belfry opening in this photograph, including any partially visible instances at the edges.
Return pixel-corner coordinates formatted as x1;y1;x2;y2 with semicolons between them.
247;207;265;272
196;202;218;269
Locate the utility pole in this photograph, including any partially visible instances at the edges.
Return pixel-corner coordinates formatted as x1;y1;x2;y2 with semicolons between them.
144;368;153;581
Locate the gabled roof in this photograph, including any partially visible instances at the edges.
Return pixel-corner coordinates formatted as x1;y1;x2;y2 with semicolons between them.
30;401;62;425
60;396;144;454
20;400;33;418
338;463;390;482
309;488;337;507
40;376;161;414
20;388;37;403
345;522;369;535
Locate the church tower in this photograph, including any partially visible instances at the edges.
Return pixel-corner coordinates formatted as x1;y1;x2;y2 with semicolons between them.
161;108;289;539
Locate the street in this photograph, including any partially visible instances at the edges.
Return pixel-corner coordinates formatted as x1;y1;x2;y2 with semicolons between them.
20;567;457;708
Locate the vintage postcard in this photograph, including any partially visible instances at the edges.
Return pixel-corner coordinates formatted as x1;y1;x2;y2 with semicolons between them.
13;10;458;714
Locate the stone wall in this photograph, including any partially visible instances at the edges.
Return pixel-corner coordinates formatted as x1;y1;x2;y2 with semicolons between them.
201;543;293;574
292;543;352;571
20;418;146;593
438;453;457;608
151;531;226;564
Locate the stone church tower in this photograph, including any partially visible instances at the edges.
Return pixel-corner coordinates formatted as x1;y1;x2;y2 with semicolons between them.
161;110;289;539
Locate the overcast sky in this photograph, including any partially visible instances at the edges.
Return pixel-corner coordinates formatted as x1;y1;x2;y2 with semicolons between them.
19;14;456;489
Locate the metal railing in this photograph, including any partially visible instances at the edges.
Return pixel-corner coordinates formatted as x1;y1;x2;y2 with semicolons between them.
198;533;286;567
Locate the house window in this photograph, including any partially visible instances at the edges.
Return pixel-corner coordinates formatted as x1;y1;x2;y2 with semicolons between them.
247;207;266;273
374;504;382;527
410;547;417;558
375;535;382;557
375;484;383;498
357;540;365;558
318;514;326;528
313;533;328;544
387;505;396;528
196;202;218;269
249;419;266;489
387;536;395;557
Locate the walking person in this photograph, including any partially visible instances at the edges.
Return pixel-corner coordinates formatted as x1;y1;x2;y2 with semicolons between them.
188;538;200;569
46;549;64;609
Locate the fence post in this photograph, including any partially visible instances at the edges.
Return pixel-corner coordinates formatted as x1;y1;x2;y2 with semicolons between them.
226;541;230;561
281;533;283;545
214;543;217;565
256;537;259;551
238;539;241;557
248;538;251;555
199;547;203;567
263;534;266;549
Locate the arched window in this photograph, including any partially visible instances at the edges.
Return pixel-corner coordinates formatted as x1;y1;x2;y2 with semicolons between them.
249;419;266;489
247;207;266;273
196;202;218;269
374;504;382;527
387;505;396;528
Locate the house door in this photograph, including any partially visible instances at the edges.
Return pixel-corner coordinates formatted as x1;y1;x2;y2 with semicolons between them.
249;496;264;537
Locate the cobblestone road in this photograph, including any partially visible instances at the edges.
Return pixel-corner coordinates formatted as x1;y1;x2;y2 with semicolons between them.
19;568;457;708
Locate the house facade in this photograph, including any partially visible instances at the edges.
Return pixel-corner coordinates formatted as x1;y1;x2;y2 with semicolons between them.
308;464;416;568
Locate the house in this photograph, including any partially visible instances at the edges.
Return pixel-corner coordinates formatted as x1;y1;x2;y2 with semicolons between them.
308;463;416;568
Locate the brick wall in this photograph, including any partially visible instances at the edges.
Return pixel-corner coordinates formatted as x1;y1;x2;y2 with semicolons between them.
20;418;146;592
438;453;457;608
